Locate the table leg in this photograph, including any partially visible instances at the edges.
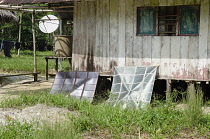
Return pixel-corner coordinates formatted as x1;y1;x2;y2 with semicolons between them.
33;73;38;82
55;58;58;72
45;58;48;80
68;58;72;71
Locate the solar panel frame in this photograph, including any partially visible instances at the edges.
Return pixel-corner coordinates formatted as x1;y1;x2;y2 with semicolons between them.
108;66;157;109
50;71;99;101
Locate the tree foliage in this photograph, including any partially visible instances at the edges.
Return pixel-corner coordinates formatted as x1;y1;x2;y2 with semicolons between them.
0;11;60;51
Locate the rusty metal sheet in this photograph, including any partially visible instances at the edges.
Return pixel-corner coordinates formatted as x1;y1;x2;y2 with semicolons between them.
50;71;99;101
0;0;78;4
108;66;157;109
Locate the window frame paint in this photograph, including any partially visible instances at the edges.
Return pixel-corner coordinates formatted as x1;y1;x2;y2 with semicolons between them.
136;5;200;36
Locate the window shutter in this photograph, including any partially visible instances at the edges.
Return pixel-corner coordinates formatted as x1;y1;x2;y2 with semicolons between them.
137;8;155;35
180;6;199;35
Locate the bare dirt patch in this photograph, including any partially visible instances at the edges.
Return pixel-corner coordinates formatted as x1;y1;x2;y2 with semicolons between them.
0;74;54;100
0;104;77;125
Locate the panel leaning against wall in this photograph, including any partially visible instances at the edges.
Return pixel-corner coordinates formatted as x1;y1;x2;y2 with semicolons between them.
50;71;99;101
108;66;157;109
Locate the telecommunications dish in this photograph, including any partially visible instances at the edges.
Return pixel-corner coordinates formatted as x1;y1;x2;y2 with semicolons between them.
39;15;59;33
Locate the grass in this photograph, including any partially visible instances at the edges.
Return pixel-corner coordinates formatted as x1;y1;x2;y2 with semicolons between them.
0;50;70;74
0;91;210;139
0;118;34;139
183;83;204;127
0;115;81;139
33;120;81;139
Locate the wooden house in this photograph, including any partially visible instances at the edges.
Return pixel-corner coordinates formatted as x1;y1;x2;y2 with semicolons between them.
72;0;210;82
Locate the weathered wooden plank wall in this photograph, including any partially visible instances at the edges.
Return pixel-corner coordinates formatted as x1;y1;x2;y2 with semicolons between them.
198;0;209;80
125;0;134;66
170;37;180;78
95;0;102;71
109;0;118;72
103;0;110;71
73;0;210;81
72;1;79;71
72;1;96;71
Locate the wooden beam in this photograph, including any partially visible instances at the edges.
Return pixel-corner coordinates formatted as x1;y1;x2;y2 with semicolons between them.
0;6;73;12
49;5;74;8
0;7;53;12
32;10;37;73
18;12;22;58
0;4;49;9
45;58;49;80
0;4;74;9
166;79;172;100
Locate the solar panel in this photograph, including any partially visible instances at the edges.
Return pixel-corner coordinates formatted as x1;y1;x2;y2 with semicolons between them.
50;71;99;101
108;66;157;109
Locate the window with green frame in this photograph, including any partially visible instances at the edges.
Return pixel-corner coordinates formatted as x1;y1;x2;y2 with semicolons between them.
137;5;199;36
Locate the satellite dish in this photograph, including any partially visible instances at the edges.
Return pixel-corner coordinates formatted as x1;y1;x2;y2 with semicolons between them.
39;15;59;33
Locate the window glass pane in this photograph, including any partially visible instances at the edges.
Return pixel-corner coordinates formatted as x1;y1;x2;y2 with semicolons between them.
137;8;155;35
158;6;177;36
180;6;199;35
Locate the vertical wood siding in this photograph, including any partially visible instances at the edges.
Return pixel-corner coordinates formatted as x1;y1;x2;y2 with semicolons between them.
73;0;210;81
125;0;134;66
198;0;209;80
109;0;118;72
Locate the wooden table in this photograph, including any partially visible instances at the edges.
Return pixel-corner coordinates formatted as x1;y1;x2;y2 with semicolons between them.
44;56;72;80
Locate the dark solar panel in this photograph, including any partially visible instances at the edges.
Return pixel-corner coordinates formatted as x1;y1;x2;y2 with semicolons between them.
50;71;99;101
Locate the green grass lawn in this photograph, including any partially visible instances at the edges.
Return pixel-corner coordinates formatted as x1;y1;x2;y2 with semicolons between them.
0;90;210;139
0;50;70;74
